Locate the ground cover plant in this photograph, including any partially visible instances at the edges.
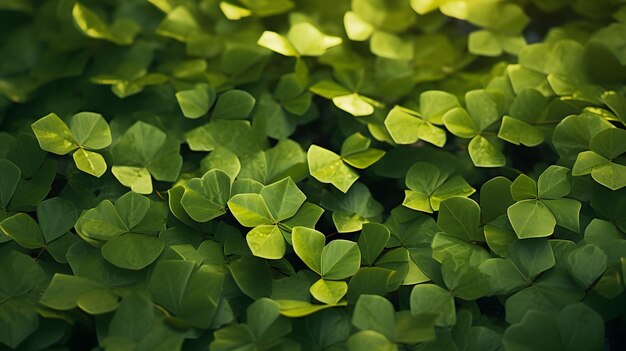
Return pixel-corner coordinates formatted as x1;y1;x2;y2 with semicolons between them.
0;0;625;350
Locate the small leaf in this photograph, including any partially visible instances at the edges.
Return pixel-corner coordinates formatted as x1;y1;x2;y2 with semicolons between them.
257;31;297;56
410;284;455;327
437;197;482;242
228;193;274;227
538;166;571;199
212;90;256;120
310;279;348;305
352;295;395;338
246;225;285;259
0;159;21;209
69;112;111;150
101;233;164;270
358;223;390;265
507;200;556;239
0;213;44;249
332;93;375;117
111;166;153;194
73;148;107;177
176;84;214;119
468;135;505;168
308;145;359;193
31;113;77;155
321;240;361;280
292;226;325;274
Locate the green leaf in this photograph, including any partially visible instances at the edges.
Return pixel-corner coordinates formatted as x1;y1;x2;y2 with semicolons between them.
212;90;256;120
0;213;44;249
557;303;605;351
468;135;505;168
420;90;460;124
498;116;544;147
112;121;182;184
410;284;455;327
370;31;414;60
31;113;77;155
74;200;126;241
358;223;390;265
0;159;20;209
37;197;78;242
310;279;348;305
347;330;397;351
352;295;395;338
228;193;274;227
229;256;272;299
292;226;325;274
246;225;285;259
69;112;111;150
176;84;214;119
344;11;374;41
510;174;537;201
181;170;231;222
277;300;344;318
72;148;107;177
111;166;153;194
147;260;195;313
308;145;359;193
101;233;164;270
114;191;150;230
542;198;581;233
443;107;479;138
287;22;342;56
589;128;626;159
567;244;607;287
40;274;106;311
257;31;298;56
507;200;556;239
0;251;47;348
437;197;482;242
404;162;475;213
259;177;306;222
332;93;376;117
201;147;241;180
480;176;514;223
321;240;361;280
538;166;571;199
509;238;555;280
469;30;502;56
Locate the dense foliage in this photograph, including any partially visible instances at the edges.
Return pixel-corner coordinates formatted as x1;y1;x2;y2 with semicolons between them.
1;0;626;350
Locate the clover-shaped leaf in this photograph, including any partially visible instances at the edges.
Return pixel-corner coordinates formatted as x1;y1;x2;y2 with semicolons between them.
292;226;361;280
257;22;342;57
308;134;384;193
321;182;384;232
40;274;119;315
228;177;321;259
73;3;140;45
443;89;506;167
385;91;459;147
181;169;232;222
32;112;111;177
497;89;548;147
0;251;48;349
1;197;78;249
572;128;626;190
75;192;166;269
310;79;382;117
112;121;182;194
506;167;581;238
351;294;436;347
403;162;475;213
148;260;225;328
